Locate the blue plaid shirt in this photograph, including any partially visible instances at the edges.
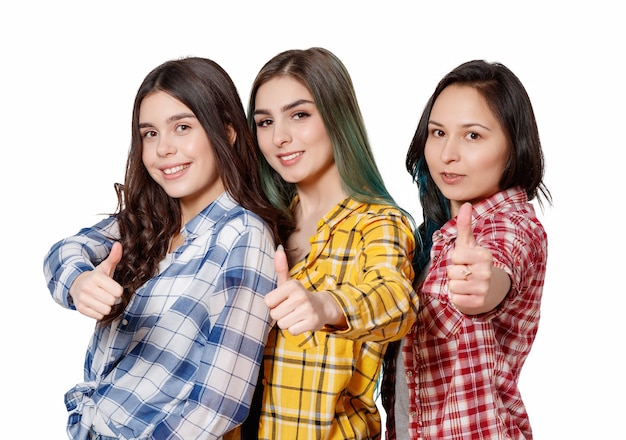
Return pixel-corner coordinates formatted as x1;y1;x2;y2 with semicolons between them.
44;192;276;439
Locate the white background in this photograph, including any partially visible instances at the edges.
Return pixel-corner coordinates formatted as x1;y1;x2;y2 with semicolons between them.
1;1;623;438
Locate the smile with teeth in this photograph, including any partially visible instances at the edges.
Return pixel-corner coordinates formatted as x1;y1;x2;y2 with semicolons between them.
163;164;190;175
279;151;303;161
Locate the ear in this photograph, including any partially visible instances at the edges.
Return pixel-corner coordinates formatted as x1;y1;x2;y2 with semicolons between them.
226;124;237;146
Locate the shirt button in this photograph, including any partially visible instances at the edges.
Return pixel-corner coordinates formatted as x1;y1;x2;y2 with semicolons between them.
406;370;413;377
410;411;417;417
121;319;128;326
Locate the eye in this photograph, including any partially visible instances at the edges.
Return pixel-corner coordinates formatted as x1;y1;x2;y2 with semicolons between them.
431;129;445;138
176;124;191;133
255;118;273;128
465;131;481;141
142;130;157;139
292;111;310;120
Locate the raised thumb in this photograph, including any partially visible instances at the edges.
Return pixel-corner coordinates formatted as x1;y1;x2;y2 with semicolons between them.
274;244;290;285
455;202;477;249
99;241;123;278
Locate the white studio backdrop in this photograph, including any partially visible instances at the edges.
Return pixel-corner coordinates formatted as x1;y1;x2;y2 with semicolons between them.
1;1;623;438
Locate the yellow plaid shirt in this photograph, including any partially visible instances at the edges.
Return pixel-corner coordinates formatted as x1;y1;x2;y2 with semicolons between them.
258;198;417;439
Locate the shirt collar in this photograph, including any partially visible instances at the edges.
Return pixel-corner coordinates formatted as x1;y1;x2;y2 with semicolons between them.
181;191;236;239
322;197;364;229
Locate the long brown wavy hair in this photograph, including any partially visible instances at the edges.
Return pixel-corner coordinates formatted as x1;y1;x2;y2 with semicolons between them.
102;57;291;325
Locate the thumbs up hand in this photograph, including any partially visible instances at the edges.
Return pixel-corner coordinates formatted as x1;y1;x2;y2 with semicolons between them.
264;245;345;335
69;241;124;320
447;203;502;315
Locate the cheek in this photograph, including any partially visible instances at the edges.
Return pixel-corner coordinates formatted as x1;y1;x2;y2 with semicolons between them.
424;143;437;168
482;152;508;176
141;146;151;166
309;119;330;144
256;132;274;157
474;154;507;191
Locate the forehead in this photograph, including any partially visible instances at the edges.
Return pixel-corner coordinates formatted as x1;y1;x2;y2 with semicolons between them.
431;84;495;122
140;91;191;118
255;77;313;108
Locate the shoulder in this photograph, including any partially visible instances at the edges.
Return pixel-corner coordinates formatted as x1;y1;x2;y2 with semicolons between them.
209;193;274;237
351;201;412;229
477;201;547;248
470;189;545;245
336;200;415;247
473;201;547;282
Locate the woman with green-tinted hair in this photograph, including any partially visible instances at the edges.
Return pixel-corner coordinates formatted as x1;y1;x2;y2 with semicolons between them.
243;47;419;439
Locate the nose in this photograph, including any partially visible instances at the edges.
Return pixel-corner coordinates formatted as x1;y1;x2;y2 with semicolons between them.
440;138;460;163
272;121;291;148
156;134;176;157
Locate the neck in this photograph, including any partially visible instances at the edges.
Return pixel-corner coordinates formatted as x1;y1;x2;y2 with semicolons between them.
295;164;346;218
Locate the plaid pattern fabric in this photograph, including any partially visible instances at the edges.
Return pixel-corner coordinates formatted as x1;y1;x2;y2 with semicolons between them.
398;188;547;439
258;198;417;440
44;193;276;439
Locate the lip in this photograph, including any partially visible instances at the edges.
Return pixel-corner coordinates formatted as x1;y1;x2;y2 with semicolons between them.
440;172;464;185
277;151;303;165
160;163;191;179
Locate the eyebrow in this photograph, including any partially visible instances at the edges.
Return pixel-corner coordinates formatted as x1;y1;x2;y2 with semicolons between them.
253;99;315;117
428;120;492;131
138;113;196;128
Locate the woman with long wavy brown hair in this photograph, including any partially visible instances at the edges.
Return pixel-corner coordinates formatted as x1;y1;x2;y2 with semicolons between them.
43;57;289;439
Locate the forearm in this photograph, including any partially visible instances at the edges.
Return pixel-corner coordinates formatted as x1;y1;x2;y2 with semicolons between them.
44;216;119;308
328;214;417;341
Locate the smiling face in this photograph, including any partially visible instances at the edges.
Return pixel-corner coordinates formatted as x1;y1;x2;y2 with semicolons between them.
425;84;510;217
140;90;225;220
252;77;338;191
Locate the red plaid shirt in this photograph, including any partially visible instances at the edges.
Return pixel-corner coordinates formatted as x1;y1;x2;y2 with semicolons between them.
402;187;547;439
